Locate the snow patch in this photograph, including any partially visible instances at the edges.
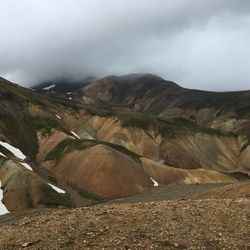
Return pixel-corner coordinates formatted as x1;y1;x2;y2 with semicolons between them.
0;141;26;160
56;115;61;119
71;131;80;139
150;177;159;187
68;97;72;100
48;183;66;194
42;84;56;90
0;152;6;158
0;181;9;215
0;141;33;172
20;163;33;172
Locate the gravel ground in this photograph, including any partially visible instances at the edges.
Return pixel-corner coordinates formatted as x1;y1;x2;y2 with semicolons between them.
0;199;249;250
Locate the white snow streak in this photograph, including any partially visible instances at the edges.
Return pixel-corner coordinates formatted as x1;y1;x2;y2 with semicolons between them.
0;141;33;171
70;131;80;139
48;183;66;194
42;84;56;90
150;177;159;187
20;163;33;171
0;152;6;158
0;141;26;160
0;181;9;215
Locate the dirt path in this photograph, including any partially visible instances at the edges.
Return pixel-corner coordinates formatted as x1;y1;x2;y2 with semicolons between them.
104;183;226;205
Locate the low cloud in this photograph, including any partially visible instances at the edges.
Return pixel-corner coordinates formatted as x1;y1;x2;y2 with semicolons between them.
0;0;250;90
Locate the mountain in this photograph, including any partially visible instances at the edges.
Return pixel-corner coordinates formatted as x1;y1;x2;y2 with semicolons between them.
79;73;250;130
32;76;96;93
0;74;249;214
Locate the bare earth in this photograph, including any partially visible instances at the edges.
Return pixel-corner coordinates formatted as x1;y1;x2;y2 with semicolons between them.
0;199;249;249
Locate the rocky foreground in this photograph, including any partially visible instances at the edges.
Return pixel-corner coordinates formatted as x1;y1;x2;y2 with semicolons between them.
0;199;249;249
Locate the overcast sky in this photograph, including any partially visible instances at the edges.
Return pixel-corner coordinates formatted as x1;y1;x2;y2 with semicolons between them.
0;0;250;90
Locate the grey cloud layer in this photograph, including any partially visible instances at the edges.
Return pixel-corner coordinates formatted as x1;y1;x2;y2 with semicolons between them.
0;0;250;90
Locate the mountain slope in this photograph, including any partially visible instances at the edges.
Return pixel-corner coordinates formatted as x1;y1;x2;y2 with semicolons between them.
78;74;250;138
0;75;249;213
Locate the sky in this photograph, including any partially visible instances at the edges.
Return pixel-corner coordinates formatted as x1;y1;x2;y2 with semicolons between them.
0;0;250;91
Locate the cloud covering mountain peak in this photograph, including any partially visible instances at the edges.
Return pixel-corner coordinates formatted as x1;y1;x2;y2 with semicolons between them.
0;0;250;90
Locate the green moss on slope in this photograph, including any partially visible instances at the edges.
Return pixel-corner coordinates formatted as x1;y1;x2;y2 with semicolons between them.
67;182;105;201
169;117;231;137
0;113;20;137
31;116;61;134
118;112;230;138
45;138;140;162
0;113;38;161
42;186;74;208
45;138;74;160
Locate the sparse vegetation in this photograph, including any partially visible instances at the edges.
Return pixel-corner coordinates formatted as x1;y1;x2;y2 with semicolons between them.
45;138;74;160
96;140;141;161
0;113;38;161
31;116;61;134
31;115;73;137
50;97;79;111
0;113;20;136
79;102;115;117
68;182;106;201
42;186;74;208
45;138;141;162
164;117;230;137
118;112;176;138
118;112;230;138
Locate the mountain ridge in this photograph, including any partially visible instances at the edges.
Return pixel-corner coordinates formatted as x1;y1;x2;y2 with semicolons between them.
0;74;249;214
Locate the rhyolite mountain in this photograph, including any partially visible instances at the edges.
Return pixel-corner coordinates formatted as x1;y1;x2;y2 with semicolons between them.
0;74;249;213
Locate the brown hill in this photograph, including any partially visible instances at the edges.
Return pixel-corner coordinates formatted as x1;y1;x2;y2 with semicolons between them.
141;157;236;185
43;144;153;199
0;157;72;211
